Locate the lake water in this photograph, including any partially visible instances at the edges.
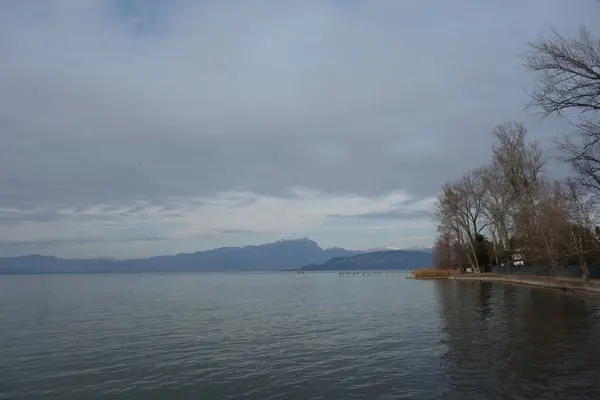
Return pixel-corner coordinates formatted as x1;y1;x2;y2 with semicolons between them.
1;272;600;399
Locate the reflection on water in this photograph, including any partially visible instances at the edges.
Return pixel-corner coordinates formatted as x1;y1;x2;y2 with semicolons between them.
436;280;600;399
0;274;599;399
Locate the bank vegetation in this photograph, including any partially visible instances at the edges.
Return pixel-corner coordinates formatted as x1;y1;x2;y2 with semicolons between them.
432;20;600;281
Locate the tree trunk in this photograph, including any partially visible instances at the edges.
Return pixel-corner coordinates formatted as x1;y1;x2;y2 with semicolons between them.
491;230;499;271
468;242;480;274
581;259;590;282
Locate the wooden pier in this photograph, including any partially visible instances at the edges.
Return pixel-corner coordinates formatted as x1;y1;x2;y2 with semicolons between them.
338;271;407;277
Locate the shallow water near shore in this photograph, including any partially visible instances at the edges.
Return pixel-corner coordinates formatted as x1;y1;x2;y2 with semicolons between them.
1;272;600;399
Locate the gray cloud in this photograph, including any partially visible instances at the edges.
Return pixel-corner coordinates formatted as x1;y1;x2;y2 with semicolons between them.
0;0;597;256
211;229;257;235
2;0;595;211
0;235;169;251
331;209;431;221
0;203;184;226
225;197;259;209
327;195;435;220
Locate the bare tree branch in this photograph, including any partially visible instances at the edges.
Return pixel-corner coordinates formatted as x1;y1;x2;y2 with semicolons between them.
525;24;600;200
524;26;600;115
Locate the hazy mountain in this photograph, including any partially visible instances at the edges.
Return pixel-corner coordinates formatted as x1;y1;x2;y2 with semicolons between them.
363;246;402;252
0;238;360;274
301;250;433;271
364;245;434;254
404;245;434;253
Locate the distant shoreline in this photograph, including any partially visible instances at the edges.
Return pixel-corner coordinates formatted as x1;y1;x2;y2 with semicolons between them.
0;239;433;275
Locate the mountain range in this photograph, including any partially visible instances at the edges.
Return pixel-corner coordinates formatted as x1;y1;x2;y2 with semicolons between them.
0;238;432;274
301;250;433;271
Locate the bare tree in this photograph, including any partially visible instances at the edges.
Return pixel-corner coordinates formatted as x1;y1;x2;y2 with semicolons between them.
480;163;515;266
491;122;544;202
529;180;570;273
524;27;600;115
525;26;600;196
433;232;455;269
491;122;545;258
559;120;600;195
434;183;466;269
563;179;598;279
434;169;490;273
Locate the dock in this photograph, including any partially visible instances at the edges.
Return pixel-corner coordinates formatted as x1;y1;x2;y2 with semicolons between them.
338;271;407;277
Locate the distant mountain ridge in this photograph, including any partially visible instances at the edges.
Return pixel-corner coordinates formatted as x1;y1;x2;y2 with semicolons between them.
0;238;360;275
403;245;434;253
364;245;433;253
301;250;433;271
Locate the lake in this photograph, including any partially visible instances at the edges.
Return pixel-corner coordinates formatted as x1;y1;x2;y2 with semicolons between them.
1;272;600;399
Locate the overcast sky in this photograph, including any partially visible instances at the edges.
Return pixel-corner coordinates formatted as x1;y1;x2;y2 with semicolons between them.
1;0;597;258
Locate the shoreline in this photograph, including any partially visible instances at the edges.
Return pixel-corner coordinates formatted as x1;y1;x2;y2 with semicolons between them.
416;273;600;295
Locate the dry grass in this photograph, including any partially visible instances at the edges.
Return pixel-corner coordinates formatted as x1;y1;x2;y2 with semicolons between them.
412;268;457;279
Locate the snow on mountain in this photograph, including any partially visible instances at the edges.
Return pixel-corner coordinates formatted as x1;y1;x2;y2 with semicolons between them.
363;246;402;252
364;245;433;253
404;245;434;253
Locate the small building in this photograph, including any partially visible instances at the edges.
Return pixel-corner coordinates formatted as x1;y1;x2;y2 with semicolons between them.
512;252;524;266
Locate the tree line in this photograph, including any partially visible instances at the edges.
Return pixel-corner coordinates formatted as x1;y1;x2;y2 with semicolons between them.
432;21;600;280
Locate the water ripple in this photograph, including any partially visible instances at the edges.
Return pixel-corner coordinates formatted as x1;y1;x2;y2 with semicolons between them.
1;273;600;399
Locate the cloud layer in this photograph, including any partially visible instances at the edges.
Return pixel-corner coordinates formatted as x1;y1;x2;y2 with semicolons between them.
1;0;597;257
0;189;435;257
